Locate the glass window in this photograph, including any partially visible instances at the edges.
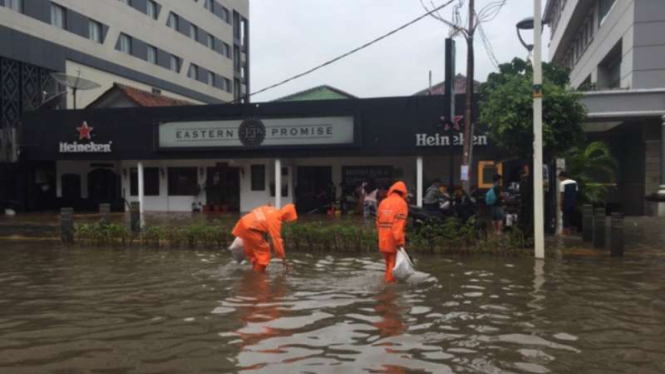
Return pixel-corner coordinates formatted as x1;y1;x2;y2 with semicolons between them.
221;7;230;23
169;55;180;72
251;165;265;191
206;71;214;86
147;0;158;20
51;4;66;29
190;24;198;40
130;168;160;196
88;20;102;43
225;78;232;93
167;12;178;30
167;167;198;196
599;0;616;26
147;45;157;64
233;46;240;72
204;0;214;12
118;0;131;5
7;0;23;13
188;64;199;80
206;33;214;49
119;34;132;54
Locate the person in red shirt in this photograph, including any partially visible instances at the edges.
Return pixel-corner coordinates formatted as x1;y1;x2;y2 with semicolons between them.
232;203;298;273
376;181;408;283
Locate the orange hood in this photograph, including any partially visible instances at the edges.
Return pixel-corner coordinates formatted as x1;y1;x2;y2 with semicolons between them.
388;181;407;198
279;204;298;222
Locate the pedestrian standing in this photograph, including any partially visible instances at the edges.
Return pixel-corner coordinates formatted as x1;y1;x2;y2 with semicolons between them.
558;172;578;236
363;180;378;218
376;181;408;283
486;174;505;235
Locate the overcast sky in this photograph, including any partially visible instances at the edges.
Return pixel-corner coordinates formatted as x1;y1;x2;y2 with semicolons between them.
249;0;550;102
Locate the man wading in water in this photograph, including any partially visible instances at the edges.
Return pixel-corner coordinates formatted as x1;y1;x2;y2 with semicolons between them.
376;181;408;283
232;204;298;273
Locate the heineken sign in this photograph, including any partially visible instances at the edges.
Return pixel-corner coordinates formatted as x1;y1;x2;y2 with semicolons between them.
159;117;355;149
415;132;488;147
59;122;112;153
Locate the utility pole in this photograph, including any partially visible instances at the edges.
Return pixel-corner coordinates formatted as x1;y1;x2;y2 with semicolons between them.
461;0;475;193
533;0;545;259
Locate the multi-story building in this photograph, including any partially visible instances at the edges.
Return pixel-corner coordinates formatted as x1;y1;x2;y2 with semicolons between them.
546;0;665;216
0;0;249;211
0;0;249;157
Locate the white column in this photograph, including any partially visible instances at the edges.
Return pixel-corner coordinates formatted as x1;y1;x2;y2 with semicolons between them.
275;159;282;208
416;156;423;207
533;0;545;259
138;161;145;214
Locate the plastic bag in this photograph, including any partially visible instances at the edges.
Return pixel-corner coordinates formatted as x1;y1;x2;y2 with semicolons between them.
228;237;246;263
392;247;415;280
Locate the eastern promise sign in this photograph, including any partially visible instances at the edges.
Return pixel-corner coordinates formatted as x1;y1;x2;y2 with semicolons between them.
158;117;355;149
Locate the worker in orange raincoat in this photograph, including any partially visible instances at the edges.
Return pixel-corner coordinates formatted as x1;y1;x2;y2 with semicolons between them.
232;204;298;273
376;181;408;283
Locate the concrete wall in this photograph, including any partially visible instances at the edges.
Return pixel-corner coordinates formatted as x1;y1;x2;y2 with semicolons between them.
632;0;665;89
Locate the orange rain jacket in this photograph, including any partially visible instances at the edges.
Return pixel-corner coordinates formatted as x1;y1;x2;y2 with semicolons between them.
232;204;298;265
376;182;408;254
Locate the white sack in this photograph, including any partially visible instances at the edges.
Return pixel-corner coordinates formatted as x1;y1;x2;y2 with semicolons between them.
392;247;415;280
228;237;246;263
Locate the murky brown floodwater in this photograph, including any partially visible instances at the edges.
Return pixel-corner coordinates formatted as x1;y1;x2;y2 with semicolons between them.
1;242;664;374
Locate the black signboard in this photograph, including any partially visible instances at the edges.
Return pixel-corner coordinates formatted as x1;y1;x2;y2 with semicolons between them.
342;166;394;188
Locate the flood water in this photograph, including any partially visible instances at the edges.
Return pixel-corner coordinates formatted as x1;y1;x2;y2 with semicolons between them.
1;242;664;374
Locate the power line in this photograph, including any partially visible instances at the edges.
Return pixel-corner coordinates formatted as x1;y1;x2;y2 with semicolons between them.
246;0;457;101
477;20;499;68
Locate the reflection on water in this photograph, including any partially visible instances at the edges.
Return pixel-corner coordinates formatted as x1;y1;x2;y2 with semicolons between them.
0;242;664;374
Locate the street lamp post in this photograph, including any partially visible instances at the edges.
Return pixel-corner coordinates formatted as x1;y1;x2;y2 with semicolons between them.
516;0;545;260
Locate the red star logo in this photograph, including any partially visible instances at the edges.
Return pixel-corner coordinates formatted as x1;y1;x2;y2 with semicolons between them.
442;115;465;131
77;121;93;140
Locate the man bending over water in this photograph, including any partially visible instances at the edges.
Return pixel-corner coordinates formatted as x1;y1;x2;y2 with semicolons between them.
232;204;298;273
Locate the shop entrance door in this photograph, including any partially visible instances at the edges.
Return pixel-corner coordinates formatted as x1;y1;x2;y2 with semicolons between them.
206;164;240;212
88;168;120;209
296;166;332;213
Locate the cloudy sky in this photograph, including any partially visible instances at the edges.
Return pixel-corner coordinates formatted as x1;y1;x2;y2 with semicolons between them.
249;0;550;102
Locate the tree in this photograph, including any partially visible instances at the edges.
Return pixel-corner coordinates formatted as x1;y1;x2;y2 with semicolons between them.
479;58;587;159
565;141;618;204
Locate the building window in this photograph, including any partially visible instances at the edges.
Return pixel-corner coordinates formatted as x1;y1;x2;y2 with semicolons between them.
206;33;214;49
147;0;158;20
169;55;180;72
206;71;214;86
167;12;179;31
130;168;160;196
233;46;240;72
221;7;230;23
233;11;240;39
251;165;265;191
119;34;132;54
225;78;232;93
88;20;102;43
221;42;231;58
234;79;241;100
204;0;214;12
118;0;131;5
147;45;157;64
51;4;66;29
190;24;198;41
6;0;23;13
167;168;198;196
188;64;199;80
599;0;616;27
598;41;622;89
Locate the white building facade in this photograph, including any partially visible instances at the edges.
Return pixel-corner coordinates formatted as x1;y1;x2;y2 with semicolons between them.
545;0;665;215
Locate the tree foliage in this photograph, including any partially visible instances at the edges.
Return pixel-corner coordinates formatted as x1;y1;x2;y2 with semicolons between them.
565;141;618;204
479;58;587;159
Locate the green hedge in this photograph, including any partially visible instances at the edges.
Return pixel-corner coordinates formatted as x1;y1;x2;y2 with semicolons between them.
73;218;534;256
